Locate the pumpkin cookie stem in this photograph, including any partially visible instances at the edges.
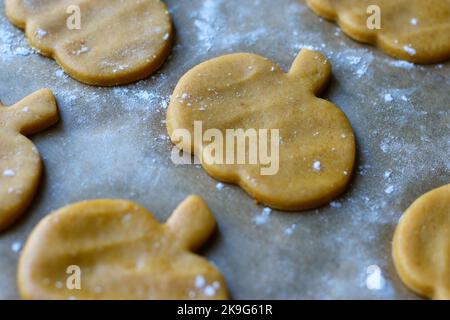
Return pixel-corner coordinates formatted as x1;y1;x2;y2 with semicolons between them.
2;89;59;135
288;49;331;95
166;195;216;251
4;0;27;28
306;0;336;20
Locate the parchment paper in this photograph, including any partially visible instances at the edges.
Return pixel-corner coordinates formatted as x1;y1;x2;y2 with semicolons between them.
0;0;449;299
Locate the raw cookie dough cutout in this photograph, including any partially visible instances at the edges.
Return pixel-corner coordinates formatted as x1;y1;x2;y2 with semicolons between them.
18;195;229;300
0;89;59;231
306;0;450;64
393;184;450;300
5;0;173;86
167;49;356;211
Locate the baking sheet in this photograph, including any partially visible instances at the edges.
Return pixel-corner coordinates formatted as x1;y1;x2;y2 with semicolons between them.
0;0;449;299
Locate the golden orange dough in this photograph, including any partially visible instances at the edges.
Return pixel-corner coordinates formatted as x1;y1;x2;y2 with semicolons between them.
18;195;229;300
306;0;450;64
393;184;450;300
167;49;356;211
5;0;173;86
0;89;59;231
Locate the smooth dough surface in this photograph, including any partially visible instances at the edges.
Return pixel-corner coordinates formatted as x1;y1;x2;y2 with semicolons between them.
18;195;229;300
306;0;450;64
167;49;356;211
5;0;173;86
0;89;58;231
393;184;450;300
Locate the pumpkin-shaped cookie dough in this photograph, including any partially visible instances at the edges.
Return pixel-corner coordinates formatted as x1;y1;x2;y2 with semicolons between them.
5;0;173;86
167;49;356;211
0;89;59;231
393;184;450;300
18;195;229;300
306;0;450;64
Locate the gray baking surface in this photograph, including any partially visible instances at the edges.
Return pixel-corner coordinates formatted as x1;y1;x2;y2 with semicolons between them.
0;0;449;300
